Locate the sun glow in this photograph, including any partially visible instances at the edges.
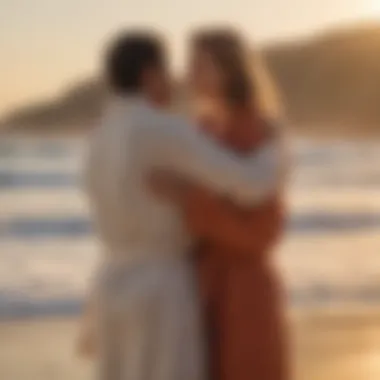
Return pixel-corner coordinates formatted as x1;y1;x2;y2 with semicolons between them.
371;0;380;16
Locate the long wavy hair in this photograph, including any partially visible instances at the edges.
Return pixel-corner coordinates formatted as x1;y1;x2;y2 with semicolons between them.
190;27;282;119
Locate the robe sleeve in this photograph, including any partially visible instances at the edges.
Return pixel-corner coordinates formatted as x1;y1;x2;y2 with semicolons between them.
139;113;282;205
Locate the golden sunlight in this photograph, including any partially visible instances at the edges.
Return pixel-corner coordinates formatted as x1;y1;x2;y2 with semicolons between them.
371;0;380;15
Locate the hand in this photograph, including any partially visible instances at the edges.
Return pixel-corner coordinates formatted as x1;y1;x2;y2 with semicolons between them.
76;329;96;360
148;171;188;203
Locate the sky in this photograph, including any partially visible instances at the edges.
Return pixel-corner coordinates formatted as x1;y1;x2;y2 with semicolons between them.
0;0;380;116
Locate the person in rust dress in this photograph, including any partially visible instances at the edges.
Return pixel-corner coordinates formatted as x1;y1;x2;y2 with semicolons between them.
180;28;290;380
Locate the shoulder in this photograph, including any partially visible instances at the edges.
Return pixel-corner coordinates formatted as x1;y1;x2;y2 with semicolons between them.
138;107;195;136
155;108;193;128
195;101;226;129
131;108;196;154
259;117;279;138
257;117;289;149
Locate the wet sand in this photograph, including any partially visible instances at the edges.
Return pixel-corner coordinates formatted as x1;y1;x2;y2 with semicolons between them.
293;310;380;380
0;311;380;380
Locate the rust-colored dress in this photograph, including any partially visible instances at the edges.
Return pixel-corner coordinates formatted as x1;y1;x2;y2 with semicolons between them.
183;109;289;380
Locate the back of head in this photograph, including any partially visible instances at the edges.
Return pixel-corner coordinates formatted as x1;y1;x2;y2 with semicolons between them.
104;30;165;96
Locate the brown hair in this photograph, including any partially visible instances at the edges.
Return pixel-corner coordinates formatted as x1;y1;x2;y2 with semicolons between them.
191;26;282;118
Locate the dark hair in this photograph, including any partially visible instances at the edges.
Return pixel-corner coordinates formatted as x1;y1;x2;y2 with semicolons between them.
104;30;165;94
191;27;254;107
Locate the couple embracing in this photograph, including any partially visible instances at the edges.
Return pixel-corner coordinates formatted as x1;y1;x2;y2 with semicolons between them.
79;26;289;380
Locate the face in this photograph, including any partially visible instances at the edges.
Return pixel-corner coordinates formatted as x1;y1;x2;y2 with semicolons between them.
188;46;224;97
142;63;172;107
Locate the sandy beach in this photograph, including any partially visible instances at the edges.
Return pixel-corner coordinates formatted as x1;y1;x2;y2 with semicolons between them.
1;310;380;380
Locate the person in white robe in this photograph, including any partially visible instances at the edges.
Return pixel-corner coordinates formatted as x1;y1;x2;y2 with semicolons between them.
80;31;283;380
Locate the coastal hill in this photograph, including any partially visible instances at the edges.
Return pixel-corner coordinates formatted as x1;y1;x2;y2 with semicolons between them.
264;23;380;135
3;23;380;136
2;80;105;132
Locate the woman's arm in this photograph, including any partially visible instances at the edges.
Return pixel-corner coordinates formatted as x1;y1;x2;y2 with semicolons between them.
182;187;285;255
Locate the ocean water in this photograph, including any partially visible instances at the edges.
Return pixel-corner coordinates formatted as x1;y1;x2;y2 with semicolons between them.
1;135;380;318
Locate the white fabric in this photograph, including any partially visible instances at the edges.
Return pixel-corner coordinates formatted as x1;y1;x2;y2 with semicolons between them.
84;96;280;380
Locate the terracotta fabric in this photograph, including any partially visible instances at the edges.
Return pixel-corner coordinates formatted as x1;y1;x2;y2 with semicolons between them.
183;110;289;380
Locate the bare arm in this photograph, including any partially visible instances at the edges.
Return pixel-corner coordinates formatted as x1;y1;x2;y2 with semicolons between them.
183;187;285;254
